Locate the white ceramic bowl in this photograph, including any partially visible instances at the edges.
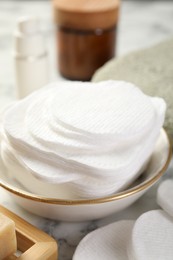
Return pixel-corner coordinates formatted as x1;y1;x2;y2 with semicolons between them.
0;129;171;222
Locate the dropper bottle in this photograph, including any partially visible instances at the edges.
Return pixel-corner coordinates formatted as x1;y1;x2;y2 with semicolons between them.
13;16;49;98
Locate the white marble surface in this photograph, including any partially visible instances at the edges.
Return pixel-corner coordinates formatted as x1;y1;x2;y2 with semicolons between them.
0;1;173;259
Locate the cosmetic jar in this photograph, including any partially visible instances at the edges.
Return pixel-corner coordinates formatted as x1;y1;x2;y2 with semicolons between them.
53;0;120;80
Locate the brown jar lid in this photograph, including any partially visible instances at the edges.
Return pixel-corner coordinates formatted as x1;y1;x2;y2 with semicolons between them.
52;0;120;30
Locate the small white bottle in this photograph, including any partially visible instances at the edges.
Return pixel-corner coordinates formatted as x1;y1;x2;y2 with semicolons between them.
14;16;49;99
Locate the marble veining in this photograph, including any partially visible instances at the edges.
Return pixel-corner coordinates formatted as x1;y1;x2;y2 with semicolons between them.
0;1;173;259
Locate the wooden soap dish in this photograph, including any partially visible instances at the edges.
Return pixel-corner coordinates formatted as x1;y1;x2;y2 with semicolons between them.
0;205;58;260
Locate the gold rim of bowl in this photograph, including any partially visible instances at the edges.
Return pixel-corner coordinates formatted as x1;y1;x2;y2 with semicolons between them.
0;130;172;205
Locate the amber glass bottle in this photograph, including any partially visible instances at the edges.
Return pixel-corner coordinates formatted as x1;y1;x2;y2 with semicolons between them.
53;0;120;81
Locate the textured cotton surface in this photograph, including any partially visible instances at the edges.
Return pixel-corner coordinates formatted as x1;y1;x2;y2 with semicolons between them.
51;81;155;137
73;220;134;260
157;179;173;218
0;81;166;199
129;210;173;260
92;38;173;140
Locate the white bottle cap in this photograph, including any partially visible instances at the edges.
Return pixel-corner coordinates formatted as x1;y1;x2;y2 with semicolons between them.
14;16;47;57
17;16;40;34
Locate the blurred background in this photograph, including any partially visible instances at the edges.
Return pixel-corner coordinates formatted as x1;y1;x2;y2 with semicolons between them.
0;0;173;104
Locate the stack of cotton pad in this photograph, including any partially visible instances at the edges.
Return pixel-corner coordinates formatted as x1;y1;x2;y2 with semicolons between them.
0;80;166;199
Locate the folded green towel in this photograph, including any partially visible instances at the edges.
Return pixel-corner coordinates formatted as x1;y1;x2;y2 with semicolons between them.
92;38;173;140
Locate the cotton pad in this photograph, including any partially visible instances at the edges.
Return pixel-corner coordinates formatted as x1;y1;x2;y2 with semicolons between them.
157;179;173;217
26;93;159;177
1;135;148;199
1;80;166;199
51;81;156;138
26;95;111;155
2;97;160;198
0;139;82;183
129;210;173;260
25;82;165;180
73;220;134;260
0;140;78;199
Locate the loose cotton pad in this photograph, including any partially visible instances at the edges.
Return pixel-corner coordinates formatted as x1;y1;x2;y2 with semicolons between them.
157;179;173;217
0;80;166;199
73;220;134;260
129;210;173;260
